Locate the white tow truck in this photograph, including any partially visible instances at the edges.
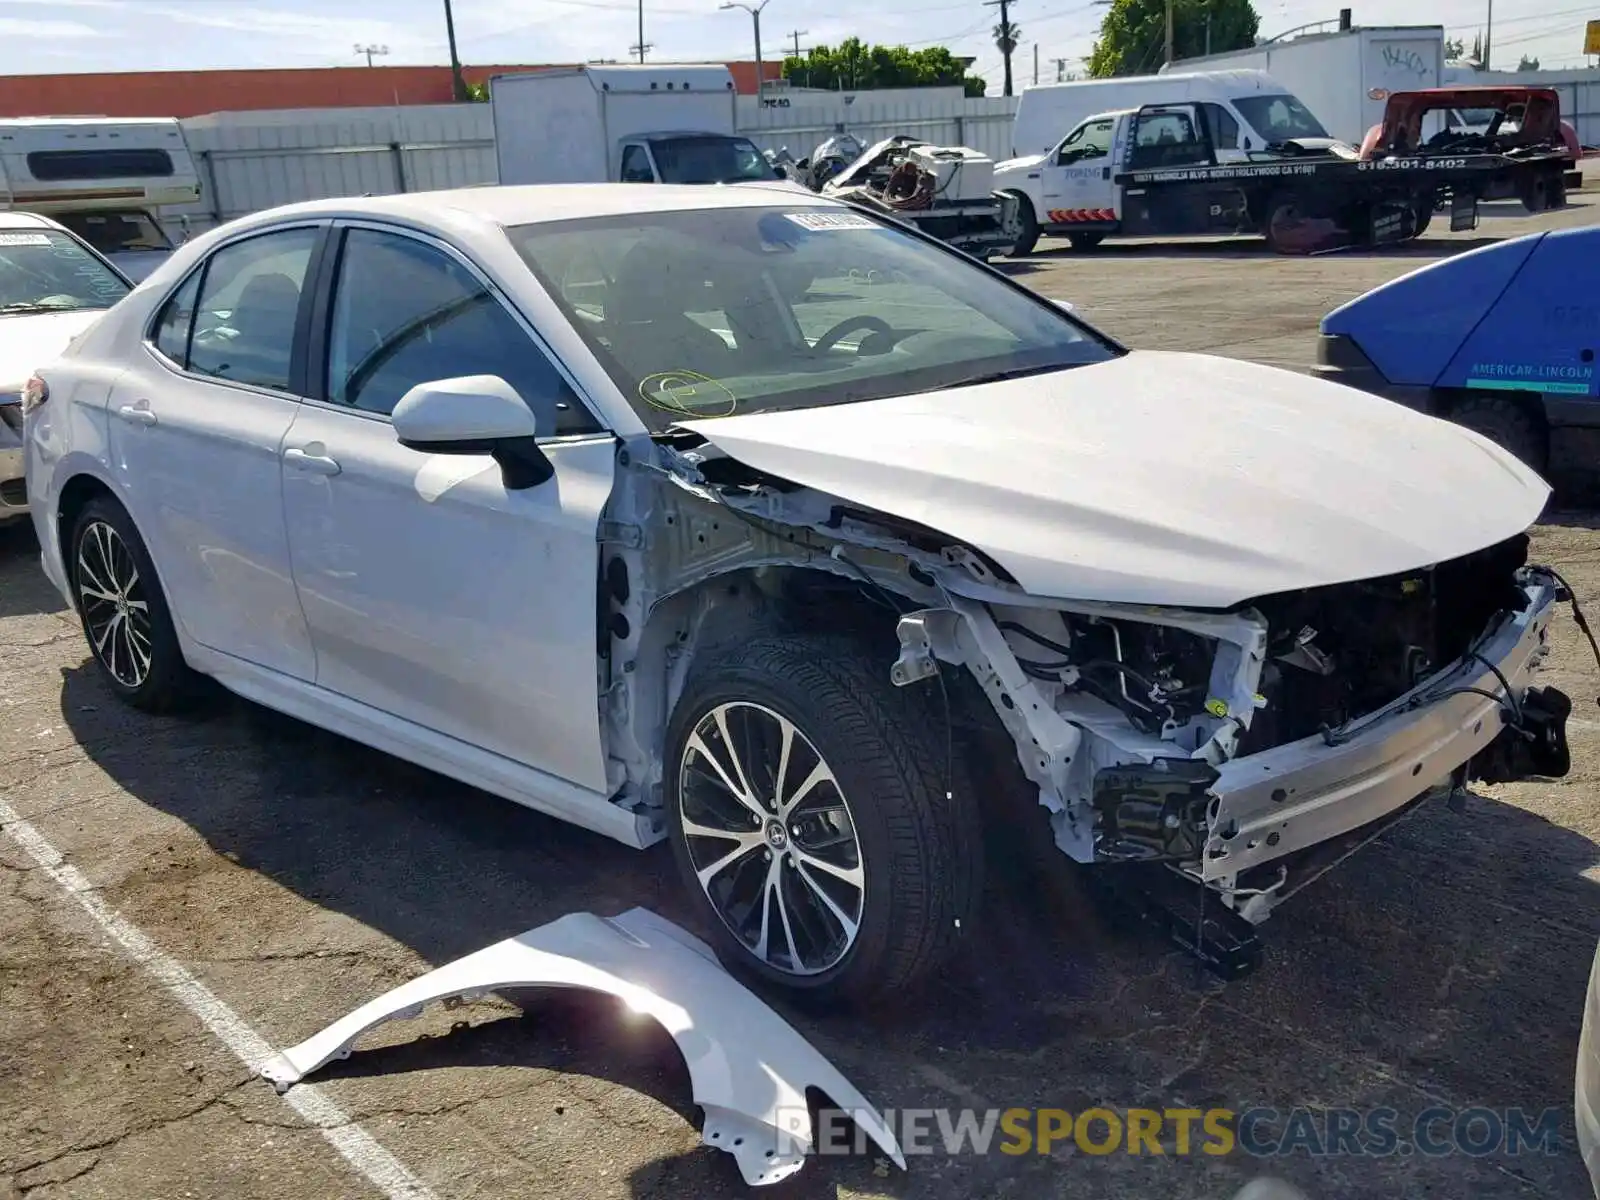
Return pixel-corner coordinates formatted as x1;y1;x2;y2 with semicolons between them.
0;118;200;282
489;64;784;186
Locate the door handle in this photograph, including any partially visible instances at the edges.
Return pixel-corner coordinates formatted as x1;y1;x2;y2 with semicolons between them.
283;446;341;476
116;403;157;427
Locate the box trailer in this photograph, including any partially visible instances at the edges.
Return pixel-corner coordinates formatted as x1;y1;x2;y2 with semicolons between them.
1158;25;1446;146
491;64;779;186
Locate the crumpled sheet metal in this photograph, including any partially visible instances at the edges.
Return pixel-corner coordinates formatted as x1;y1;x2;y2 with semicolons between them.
260;907;905;1186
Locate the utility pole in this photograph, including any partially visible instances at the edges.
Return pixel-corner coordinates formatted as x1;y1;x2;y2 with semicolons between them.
353;43;389;68
629;0;651;62
441;0;468;102
984;0;1019;98
1484;0;1493;70
721;0;772;101
1053;56;1069;82
1164;0;1174;67
786;29;808;86
1033;42;1038;85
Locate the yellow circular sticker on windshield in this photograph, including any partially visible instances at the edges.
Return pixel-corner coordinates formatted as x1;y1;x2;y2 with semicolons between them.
638;371;738;418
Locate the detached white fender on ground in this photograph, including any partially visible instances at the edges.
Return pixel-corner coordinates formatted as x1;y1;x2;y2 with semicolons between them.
260;907;905;1186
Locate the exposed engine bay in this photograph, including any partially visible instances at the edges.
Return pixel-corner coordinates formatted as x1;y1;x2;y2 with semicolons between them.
597;423;1571;983
768;133;1023;259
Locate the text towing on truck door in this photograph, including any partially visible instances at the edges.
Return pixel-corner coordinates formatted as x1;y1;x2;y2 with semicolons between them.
0;118;200;282
997;101;1570;255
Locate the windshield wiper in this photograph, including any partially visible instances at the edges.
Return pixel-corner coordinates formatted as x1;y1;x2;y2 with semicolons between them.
920;362;1082;393
0;299;89;315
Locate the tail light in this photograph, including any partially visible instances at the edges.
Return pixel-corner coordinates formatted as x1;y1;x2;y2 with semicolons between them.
20;374;48;415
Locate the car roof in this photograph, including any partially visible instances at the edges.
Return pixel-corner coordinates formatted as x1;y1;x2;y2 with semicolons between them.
246;182;849;229
0;210;62;231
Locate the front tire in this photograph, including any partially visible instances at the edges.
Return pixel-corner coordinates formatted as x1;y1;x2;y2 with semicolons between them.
1005;192;1040;256
664;634;983;1009
69;496;198;711
1449;394;1548;475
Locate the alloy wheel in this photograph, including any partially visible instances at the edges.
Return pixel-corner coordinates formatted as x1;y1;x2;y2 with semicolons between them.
75;519;153;689
678;701;866;977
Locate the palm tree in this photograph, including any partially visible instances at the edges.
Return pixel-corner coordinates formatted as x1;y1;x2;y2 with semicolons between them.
994;17;1021;96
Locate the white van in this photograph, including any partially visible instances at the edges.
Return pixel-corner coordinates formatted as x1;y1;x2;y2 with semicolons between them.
1010;69;1328;162
0;118;201;282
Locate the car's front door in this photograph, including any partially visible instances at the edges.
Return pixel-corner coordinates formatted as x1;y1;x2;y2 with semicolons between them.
111;222;325;679
1040;117;1117;222
279;222;616;792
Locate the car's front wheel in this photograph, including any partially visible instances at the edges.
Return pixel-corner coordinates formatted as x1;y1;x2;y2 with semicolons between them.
665;634;983;1008
69;496;197;711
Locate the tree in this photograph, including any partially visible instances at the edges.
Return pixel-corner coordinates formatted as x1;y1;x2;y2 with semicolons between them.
782;40;987;97
1517;55;1540;71
1087;0;1259;78
993;16;1021;97
1443;36;1465;60
1470;33;1483;66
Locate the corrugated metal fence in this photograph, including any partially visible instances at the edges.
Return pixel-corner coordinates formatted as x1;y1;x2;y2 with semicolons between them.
170;94;1021;233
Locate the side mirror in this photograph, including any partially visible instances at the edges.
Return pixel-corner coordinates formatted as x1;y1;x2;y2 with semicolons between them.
392;375;553;490
1243;136;1253;150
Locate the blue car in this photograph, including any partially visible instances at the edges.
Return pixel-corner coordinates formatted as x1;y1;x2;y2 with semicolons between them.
1314;226;1598;487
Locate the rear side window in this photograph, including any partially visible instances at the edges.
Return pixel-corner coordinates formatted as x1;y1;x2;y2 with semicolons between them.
151;270;201;365
27;149;175;181
186;227;318;391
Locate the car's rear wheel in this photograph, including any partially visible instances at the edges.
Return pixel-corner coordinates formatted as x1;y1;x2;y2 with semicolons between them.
69;496;197;711
664;634;982;1009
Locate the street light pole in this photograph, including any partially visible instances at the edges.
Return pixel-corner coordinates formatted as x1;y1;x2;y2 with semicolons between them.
721;0;771;101
1164;0;1174;67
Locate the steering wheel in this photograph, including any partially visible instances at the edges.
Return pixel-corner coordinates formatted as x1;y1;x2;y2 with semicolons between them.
811;315;895;356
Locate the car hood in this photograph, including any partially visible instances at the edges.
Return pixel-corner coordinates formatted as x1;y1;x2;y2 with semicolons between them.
995;152;1047;176
679;350;1550;609
0;308;108;387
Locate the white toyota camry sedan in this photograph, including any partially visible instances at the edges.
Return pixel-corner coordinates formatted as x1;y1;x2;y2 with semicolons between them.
22;183;1571;1007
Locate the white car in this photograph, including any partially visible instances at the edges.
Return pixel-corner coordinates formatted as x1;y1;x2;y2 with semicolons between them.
22;183;1572;1006
0;210;132;524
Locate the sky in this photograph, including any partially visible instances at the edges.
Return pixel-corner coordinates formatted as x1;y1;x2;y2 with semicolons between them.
1;0;1594;87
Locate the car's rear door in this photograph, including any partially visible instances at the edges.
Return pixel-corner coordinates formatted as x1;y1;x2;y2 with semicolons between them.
112;221;328;680
279;220;617;793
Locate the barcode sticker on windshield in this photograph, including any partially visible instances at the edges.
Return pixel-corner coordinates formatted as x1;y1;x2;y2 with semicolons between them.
0;233;51;247
785;211;877;231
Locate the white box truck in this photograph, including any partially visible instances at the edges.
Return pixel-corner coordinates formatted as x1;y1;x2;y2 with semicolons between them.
0;117;200;281
1009;69;1300;160
1157;25;1446;146
490;64;782;186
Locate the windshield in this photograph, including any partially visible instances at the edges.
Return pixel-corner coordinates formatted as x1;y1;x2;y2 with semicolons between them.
0;228;130;315
53;209;173;255
508;205;1117;431
649;136;775;184
1231;93;1329;142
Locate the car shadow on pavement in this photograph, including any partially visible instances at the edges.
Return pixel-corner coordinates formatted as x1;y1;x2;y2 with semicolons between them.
52;659;1600;1199
0;521;62;620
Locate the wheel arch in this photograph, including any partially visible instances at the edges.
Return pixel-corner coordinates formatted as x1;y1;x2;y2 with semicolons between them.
54;470;120;608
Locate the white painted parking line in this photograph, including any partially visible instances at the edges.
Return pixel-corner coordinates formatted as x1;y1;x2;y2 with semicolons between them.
0;798;440;1200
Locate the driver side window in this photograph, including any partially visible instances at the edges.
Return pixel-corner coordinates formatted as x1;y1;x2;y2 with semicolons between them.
619;144;656;183
322;227;601;436
1055;120;1113;165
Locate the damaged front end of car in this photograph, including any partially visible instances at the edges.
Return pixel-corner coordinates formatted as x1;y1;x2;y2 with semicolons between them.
599;429;1572;980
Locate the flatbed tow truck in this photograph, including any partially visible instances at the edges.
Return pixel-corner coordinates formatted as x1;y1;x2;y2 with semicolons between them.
995;99;1571;255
